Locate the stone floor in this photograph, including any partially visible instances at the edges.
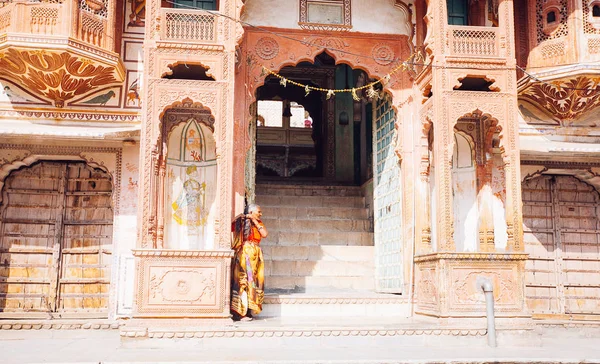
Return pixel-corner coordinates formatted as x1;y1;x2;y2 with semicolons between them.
1;319;599;363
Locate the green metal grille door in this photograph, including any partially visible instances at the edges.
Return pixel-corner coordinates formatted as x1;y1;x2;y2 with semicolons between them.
373;96;403;293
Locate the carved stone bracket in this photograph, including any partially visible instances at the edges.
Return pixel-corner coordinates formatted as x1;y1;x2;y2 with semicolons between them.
0;48;125;108
519;76;600;125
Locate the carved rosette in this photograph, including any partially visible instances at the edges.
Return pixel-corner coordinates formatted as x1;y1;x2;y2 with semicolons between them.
0;48;125;108
372;44;395;66
255;37;279;60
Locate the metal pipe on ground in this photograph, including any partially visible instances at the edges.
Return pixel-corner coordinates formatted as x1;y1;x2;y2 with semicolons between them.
477;276;497;347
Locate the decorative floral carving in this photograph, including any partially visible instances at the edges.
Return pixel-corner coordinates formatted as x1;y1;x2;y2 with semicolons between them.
372;44;395;66
255;37;279;60
454;270;514;305
0;48;124;107
149;268;216;304
302;36;349;50
519;76;600;123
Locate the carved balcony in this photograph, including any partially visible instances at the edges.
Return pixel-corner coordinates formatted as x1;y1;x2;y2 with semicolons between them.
0;0;125;107
447;25;500;58
159;8;222;48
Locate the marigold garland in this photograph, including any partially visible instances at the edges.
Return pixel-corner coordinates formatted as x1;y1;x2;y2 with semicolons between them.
260;51;424;100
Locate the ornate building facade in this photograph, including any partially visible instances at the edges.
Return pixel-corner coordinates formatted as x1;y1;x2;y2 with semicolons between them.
0;0;598;329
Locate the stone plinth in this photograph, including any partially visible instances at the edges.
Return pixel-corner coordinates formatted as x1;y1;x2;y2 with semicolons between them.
132;249;233;319
414;253;530;319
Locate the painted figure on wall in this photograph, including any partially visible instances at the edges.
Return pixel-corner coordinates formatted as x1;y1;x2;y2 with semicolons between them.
231;204;268;321
171;166;208;227
128;0;145;26
165;119;217;250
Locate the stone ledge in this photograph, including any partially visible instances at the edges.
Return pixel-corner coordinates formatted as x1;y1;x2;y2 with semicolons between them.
132;249;234;258
120;328;489;339
155;41;225;52
263;296;408;305
0;320;123;330
414;252;529;263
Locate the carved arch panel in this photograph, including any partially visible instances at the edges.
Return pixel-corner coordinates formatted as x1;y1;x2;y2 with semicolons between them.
140;79;230;250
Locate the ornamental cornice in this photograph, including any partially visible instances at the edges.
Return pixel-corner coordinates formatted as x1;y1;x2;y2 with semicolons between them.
0;109;141;123
132;249;234;258
414;252;530;263
521;160;600;167
2;36;122;65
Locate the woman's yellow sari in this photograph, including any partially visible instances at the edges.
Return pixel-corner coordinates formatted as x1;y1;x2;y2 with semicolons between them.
231;216;265;317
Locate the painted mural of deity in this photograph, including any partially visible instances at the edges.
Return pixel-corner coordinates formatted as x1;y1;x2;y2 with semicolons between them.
165;119;217;250
171;166;207;227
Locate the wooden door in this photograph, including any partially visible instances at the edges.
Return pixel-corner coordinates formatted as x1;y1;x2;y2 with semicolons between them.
373;96;403;293
0;161;113;318
523;175;600;317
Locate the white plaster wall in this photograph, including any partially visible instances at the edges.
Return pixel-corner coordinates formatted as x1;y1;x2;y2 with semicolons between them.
452;134;478;252
113;144;139;318
242;0;412;36
452;168;478;252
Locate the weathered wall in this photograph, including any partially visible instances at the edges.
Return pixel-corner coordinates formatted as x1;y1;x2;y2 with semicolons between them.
114;144;139;317
242;0;413;35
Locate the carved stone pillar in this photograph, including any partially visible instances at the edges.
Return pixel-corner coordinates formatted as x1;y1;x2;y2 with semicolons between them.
417;112;433;255
433;94;456;252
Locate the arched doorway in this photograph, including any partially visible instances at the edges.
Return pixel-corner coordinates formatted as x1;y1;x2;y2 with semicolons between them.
249;54;405;296
0;161;113;318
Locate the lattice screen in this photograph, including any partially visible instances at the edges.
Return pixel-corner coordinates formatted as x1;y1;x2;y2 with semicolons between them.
535;0;569;44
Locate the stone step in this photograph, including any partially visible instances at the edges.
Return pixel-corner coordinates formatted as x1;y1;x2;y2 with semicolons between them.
261;231;373;246
267;276;375;291
255;184;363;197
262;245;374;262
265;259;374;278
261;292;410;318
261;218;372;233
256;195;366;208
262;206;369;220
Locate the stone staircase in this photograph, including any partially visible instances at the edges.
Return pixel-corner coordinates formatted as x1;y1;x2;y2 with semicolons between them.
255;182;410;318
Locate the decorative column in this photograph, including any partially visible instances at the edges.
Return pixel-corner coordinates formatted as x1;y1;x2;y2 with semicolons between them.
413;0;530;322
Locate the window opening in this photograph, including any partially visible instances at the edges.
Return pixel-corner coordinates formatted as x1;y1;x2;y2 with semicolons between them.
163;64;215;81
547;10;557;23
172;0;217;10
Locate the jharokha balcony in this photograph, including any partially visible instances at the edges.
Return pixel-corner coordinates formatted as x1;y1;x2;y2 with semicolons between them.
447;25;501;58
0;0;124;108
160;7;219;44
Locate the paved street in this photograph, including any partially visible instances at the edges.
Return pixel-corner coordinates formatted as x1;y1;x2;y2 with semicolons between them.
1;325;600;364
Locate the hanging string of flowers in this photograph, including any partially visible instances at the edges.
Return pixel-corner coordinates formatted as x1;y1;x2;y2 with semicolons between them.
260;51;425;101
